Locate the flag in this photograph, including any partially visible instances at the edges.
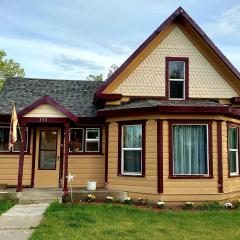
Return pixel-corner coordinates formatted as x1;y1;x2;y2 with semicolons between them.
9;102;18;150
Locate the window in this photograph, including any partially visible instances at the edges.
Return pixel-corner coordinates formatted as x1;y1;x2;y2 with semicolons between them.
69;128;84;152
0;126;28;152
228;127;239;176
166;57;188;100
121;124;142;175
173;125;208;175
85;128;100;152
69;128;101;153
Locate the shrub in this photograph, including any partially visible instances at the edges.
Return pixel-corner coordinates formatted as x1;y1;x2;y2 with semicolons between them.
196;201;222;210
123;197;132;204
156;201;165;209
106;196;114;203
87;194;96;202
136;198;146;206
182;202;194;210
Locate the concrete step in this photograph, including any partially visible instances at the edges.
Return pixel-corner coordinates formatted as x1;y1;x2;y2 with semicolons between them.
19;198;61;204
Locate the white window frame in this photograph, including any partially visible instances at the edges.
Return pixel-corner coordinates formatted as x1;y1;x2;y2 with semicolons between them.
169;61;185;100
229;127;239;176
69;128;84;153
0;126;28;153
85;128;100;152
172;124;209;176
121;124;142;176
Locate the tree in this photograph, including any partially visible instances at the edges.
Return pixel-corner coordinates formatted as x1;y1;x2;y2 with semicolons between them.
107;64;118;79
86;73;104;82
0;49;25;89
86;64;118;82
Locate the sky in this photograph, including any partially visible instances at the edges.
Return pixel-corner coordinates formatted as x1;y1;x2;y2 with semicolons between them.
0;0;239;80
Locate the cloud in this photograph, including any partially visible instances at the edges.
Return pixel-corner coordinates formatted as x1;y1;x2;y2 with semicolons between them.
205;5;240;37
52;54;105;72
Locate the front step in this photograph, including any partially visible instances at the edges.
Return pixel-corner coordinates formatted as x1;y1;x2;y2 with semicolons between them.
19;197;62;204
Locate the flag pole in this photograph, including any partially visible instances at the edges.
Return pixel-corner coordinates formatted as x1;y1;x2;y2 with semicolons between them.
11;101;23;142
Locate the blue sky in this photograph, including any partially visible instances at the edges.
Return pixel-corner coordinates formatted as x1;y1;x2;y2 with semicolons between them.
0;0;239;80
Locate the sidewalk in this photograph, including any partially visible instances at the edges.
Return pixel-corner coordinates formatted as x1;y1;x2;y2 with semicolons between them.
0;203;49;240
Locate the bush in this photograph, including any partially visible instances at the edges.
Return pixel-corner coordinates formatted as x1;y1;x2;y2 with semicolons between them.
196;201;222;210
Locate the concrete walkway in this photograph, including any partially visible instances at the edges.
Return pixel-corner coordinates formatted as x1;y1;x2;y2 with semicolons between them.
0;203;49;240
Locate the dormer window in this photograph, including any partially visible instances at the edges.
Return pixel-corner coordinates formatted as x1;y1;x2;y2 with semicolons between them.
166;57;189;100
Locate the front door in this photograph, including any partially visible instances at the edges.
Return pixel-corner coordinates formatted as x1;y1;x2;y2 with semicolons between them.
34;128;61;187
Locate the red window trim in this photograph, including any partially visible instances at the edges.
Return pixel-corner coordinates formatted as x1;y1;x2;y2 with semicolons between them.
168;120;213;179
165;57;189;100
227;122;240;178
117;120;146;177
68;126;102;155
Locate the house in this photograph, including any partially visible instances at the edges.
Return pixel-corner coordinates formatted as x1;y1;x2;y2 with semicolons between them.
0;7;240;202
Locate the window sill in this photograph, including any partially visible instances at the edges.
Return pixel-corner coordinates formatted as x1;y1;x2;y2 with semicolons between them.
169;175;213;179
117;174;145;178
0;152;31;155
69;152;103;155
228;174;240;178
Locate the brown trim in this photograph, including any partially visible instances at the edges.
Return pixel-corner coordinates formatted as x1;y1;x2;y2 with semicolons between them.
63;123;70;194
16;123;27;192
59;127;64;188
227;122;240;178
21;117;70;124
97;104;240;120
157;120;163;193
105;123;109;183
38;130;58;170
165;57;189;100
31;127;36;187
217;121;223;193
18;95;78;122
117;120;146;177
95;93;122;100
95;7;240;98
168;120;213;179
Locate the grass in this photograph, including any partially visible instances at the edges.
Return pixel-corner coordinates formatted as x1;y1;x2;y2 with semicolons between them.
30;202;240;240
0;199;15;215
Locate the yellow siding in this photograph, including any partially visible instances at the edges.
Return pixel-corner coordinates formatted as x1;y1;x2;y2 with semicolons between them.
107;115;240;202
0;131;33;186
68;127;105;188
24;104;67;118
112;26;237;98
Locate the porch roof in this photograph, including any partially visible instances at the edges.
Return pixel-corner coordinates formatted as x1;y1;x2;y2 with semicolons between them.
0;77;102;117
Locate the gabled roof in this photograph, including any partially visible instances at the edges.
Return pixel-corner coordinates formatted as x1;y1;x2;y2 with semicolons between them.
18;95;78;122
0;78;102;117
95;7;240;97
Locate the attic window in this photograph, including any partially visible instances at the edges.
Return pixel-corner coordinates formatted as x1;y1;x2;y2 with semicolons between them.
166;57;189;100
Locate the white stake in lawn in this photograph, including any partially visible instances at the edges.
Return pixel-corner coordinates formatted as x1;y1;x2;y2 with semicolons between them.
66;173;75;202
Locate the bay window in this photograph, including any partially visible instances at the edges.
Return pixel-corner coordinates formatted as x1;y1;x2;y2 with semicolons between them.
172;124;209;175
228;127;239;176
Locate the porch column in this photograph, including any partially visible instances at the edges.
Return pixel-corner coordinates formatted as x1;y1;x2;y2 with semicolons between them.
63;122;70;195
16;122;27;192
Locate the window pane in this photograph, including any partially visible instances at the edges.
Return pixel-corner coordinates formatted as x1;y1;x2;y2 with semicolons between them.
87;129;99;139
229;128;238;149
39;151;56;169
229;151;238;173
169;61;185;79
123;150;141;173
70;129;83;152
86;141;99;152
123;125;142;148
170;81;184;99
40;131;57;150
173;125;208;175
0;128;9;151
13;129;28;152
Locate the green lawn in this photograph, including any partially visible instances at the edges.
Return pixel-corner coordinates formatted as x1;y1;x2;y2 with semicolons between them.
30;202;240;240
0;199;15;215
